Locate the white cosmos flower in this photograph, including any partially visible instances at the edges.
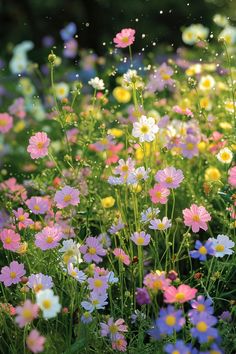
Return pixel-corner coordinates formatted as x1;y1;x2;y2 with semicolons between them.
88;77;105;90
209;235;235;258
132;115;159;142
216;147;233;164
198;75;215;91
36;289;61;319
55;82;69;100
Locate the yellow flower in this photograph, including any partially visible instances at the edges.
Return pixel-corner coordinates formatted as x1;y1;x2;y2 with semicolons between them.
219;122;232;130
135;143;151;161
198;141;207;152
113;87;131;103
108;128;123;138
130;184;142;193
205;167;221;182
199;97;212;111
101;196;115;208
13;120;26;133
16;242;28;254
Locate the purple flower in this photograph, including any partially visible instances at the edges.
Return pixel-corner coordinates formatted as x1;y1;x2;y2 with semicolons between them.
219;311;232;322
87;274;108;295
164;340;190;354
109;219;125;235
181;135;199;159
141;207;160;223
60;22;77;41
80;237;106;263
63;39;78;58
190;312;218;343
27;273;53;292
131;231;151;246
155;166;184;189
136;287;151;305
81;311;93;324
42;35;55;48
156;305;185;335
147;63;174;93
190;240;215;261
189;295;214;317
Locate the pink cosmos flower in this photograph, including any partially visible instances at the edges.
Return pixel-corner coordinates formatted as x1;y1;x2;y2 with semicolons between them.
54;186;80;209
112;334;127;352
13;208;33;230
9;97;26;119
173;105;194;117
35;226;62;250
155;167;184;189
26;196;50;215
228;166;236;187
101;317;128;340
143;272;171;292
149;183;170;204
0;229;21;251
164;284;197;304
15;300;39;328
0;261;26;287
113;248;130;266
113;28;135;48
131;231;151;246
80;237;106;263
183;204;211;233
88;274;109;295
0;177;27;201
26;329;45;353
0;113;13;133
27;132;50;159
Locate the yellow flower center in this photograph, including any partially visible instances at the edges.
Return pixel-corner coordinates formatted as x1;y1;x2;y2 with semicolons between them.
94;279;103;288
18;215;25;222
34;284;43;292
22;309;33;320
162;74;170;81
186;143;194;150
0;119;7;126
203;79;211;88
165;176;173;184
10;271;16;279
88;247;96;255
173;351;180;354
220;152;230;161
136;236;145;245
36;142;44;149
197;304;205;312
34;204;40;211
70;270;77;277
215;244;225;252
153;280;162;290
140;125;149;134
199;246;207;255
42;299;52;309
192;214;200;222
158;223;164;230
46;236;54;244
175;292;185;301
109;324;118;334
122;36;129;43
63;194;72;202
121;165;129;172
165;315;176;326
155;191;162;199
196;321;208;332
5;236;12;244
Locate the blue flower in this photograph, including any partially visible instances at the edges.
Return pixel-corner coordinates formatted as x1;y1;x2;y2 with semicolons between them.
190;312;218;343
190;240;215;261
189;295;214;317
164;340;191;354
153;305;185;336
60;22;77;41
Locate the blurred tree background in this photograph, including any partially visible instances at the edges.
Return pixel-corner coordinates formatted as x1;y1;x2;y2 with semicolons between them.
0;0;235;55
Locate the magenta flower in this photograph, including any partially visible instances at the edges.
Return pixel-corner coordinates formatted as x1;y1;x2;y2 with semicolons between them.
15;300;39;328
80;237;106;263
26;329;45;353
113;28;135;48
35;226;62;250
131;231;151;246
0;229;21;251
0;113;13;133
27;132;50;159
13;207;33;230
54;186;80;209
149;183;170;204
183;204;211;233
26;196;50;215
0;261;26;287
113;248;130;266
155;166;184;189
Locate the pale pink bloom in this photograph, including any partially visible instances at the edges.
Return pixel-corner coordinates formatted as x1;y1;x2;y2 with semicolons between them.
113;28;135;48
183;204;211;233
164;284;197;303
13;208;33;230
173;105;194;117
0;229;21;251
35;226;62;250
149;183;170;204
54;186;80;209
26;329;45;353
80;237;106;263
113;248;130;266
15;300;39;328
9;97;26;119
143;272;171;292
155;166;184;189
0;261;26;287
26;196;50;215
0;113;13;133
111;334;127;352
27;132;50;159
101;317;128;341
0;177;27;201
228;166;236;187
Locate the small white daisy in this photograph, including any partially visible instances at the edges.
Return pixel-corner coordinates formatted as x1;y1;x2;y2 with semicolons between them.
132;115;159;143
209;234;235;258
216;147;233;164
88;77;105;90
36;289;61;319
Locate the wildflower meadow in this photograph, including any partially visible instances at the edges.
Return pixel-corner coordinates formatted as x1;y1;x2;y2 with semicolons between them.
1;9;236;354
